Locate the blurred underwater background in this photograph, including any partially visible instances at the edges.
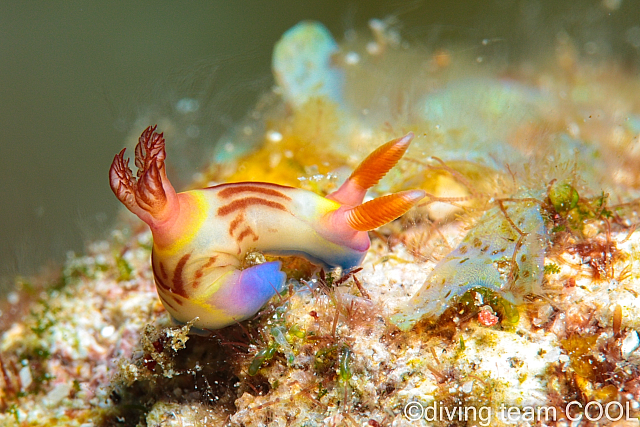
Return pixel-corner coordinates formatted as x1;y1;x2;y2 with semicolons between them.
3;0;640;294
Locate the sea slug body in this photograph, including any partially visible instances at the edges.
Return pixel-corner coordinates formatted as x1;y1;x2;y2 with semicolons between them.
109;126;425;331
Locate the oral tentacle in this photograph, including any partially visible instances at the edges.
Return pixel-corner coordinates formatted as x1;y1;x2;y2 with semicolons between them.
345;190;426;232
327;132;414;206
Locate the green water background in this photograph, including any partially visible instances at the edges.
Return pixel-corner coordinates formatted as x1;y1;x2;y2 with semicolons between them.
1;0;638;293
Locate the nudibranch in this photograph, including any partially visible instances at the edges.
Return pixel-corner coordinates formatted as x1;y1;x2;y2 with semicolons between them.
110;126;425;330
